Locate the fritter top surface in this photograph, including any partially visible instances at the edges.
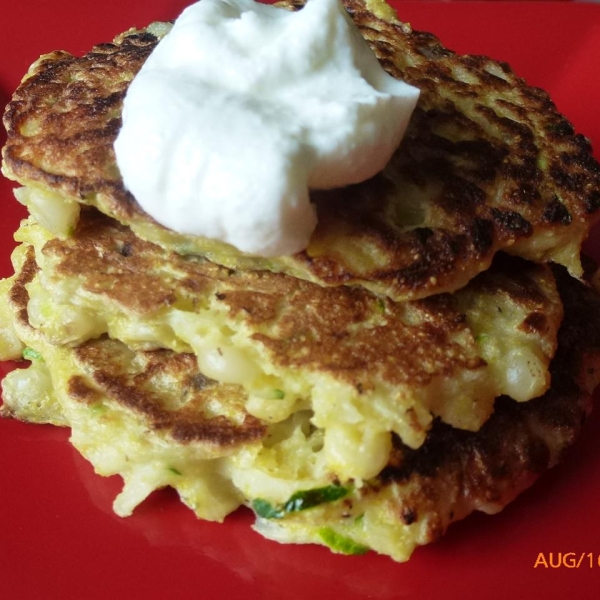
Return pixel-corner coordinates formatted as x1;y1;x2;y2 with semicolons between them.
3;0;600;300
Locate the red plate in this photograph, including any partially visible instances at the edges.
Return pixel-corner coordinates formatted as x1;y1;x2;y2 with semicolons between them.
2;2;600;599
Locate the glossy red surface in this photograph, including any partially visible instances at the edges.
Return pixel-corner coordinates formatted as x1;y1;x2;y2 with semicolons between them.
2;2;600;599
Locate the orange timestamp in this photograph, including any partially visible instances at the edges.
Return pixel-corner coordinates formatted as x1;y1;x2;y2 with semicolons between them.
534;552;600;569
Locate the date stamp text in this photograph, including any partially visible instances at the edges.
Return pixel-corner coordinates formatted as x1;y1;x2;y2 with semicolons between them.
534;552;600;569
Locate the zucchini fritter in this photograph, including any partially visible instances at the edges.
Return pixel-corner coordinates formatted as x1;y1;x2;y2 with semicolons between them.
9;211;563;476
2;239;599;561
3;0;599;300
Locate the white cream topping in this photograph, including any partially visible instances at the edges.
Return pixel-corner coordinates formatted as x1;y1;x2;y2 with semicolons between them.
114;0;419;256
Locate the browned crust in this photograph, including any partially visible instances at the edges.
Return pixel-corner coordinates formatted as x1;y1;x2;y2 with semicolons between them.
8;245;38;330
2;33;155;222
39;210;562;394
367;262;600;545
68;342;267;446
45;208;185;314
3;0;599;301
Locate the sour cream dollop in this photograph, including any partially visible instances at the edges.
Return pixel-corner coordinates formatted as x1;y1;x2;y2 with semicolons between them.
114;0;420;256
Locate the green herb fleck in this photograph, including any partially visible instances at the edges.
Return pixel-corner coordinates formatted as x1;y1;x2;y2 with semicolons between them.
252;484;351;520
272;389;286;400
317;528;370;556
22;347;43;362
90;403;106;415
283;485;350;513
475;333;490;343
168;467;182;476
252;498;285;519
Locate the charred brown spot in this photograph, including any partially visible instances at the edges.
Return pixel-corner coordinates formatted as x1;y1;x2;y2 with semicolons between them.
542;198;572;225
188;372;215;391
8;248;38;329
119;242;133;257
67;375;101;404
170;414;266;445
401;507;418;525
470;219;494;256
490;208;532;237
520;312;548;335
508;184;541;206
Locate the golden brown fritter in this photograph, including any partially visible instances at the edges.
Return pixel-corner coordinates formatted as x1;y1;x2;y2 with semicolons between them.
15;210;564;455
3;0;599;301
2;239;599;560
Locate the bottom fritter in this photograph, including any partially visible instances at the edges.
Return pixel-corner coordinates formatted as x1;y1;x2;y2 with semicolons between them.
1;258;600;561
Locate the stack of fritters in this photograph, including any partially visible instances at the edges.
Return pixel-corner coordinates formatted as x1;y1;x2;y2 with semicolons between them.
2;0;600;561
